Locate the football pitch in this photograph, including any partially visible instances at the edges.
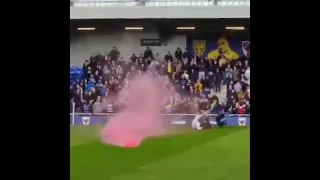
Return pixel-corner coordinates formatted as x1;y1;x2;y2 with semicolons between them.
70;126;250;180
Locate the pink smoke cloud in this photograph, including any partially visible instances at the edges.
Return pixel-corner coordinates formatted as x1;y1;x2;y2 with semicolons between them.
100;73;169;148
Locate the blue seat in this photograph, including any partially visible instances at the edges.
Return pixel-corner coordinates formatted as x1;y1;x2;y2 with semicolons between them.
70;66;84;84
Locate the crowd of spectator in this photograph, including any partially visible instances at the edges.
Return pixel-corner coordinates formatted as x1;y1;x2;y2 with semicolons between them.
70;46;250;115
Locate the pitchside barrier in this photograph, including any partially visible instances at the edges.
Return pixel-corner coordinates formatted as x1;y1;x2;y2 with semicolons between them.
70;113;250;127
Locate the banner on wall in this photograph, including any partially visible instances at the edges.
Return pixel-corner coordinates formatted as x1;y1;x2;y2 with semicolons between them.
187;37;250;60
70;114;250;127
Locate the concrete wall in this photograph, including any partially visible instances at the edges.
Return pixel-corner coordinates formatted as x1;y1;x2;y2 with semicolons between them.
70;32;186;66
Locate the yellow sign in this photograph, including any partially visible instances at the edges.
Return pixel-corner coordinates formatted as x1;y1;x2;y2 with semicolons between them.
193;40;206;56
207;38;239;60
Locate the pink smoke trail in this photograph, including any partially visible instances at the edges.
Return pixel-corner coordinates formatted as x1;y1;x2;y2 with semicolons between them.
100;73;169;148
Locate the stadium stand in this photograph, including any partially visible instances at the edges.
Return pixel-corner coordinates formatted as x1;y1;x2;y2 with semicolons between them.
70;46;250;114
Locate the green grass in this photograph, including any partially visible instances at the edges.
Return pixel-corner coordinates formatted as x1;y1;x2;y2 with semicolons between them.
70;126;249;180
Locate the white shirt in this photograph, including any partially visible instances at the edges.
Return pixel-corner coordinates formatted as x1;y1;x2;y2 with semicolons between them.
244;69;250;80
191;115;203;130
234;82;242;93
181;73;189;80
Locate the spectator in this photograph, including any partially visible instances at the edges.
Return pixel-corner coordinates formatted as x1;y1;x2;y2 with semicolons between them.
95;52;105;65
179;76;188;96
119;57;125;64
104;52;109;60
194;79;203;96
234;81;242;93
245;101;250;114
245;86;250;100
181;60;189;72
202;75;212;91
85;78;94;92
73;88;82;110
240;74;248;91
233;66;239;82
188;69;196;83
192;50;199;63
70;85;74;100
238;104;245;115
109;47;120;61
244;60;250;69
130;54;137;64
70;98;74;112
183;48;188;60
116;65;123;75
85;66;93;80
149;58;159;70
227;85;235;98
172;72;180;84
214;69;223;93
190;60;198;73
167;60;173;76
100;84;107;97
189;85;195;98
146;56;152;66
175;47;183;60
88;53;96;64
137;53;143;61
154;53;162;63
102;65;110;83
224;64;233;87
86;78;95;92
164;51;173;62
228;99;237;114
93;96;103;113
82;60;89;75
173;60;180;73
198;59;206;79
218;55;227;67
90;87;98;101
238;61;246;76
209;60;217;76
237;90;245;102
244;66;250;85
97;65;103;76
181;70;189;80
158;63;166;76
82;91;93;109
94;71;100;82
143;47;154;60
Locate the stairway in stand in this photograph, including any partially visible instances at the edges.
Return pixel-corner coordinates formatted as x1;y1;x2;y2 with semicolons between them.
214;84;227;103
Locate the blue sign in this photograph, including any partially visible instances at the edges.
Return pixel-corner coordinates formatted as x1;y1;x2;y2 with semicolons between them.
70;114;250;127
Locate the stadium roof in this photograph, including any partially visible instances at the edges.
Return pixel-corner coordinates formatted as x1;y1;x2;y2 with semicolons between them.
70;19;250;37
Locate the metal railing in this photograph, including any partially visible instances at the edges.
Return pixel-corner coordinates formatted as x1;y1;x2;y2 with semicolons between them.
70;113;250;116
70;112;250;126
70;0;250;7
70;103;250;126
